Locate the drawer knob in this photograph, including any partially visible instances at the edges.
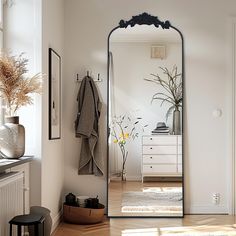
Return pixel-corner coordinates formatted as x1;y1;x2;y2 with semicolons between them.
150;138;153;140
150;166;153;168
150;147;153;149
150;156;152;159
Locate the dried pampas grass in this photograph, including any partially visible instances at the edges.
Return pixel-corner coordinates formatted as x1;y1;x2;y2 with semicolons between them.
0;53;42;116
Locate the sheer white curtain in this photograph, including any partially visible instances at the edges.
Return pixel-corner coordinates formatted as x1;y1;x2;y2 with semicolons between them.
0;0;4;125
108;51;120;176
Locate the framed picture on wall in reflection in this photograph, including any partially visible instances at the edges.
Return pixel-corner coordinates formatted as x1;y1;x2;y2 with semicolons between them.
49;48;61;140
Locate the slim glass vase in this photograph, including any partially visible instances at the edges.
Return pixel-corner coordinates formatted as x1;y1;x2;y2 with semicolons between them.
121;169;126;181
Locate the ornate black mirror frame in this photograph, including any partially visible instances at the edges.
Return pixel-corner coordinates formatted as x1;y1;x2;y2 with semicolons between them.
107;12;184;218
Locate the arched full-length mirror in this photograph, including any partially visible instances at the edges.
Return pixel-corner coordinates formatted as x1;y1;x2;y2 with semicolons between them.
107;13;184;217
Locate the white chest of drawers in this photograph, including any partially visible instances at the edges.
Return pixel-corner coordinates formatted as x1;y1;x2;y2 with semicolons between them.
142;135;182;182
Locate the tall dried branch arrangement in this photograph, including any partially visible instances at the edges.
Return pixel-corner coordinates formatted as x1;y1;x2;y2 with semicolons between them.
110;114;147;180
0;53;42;116
145;65;182;121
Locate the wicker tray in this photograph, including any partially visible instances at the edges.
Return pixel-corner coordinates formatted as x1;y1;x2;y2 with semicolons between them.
63;203;105;224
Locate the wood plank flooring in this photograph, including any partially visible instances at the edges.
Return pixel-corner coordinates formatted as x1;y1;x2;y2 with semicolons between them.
52;215;236;236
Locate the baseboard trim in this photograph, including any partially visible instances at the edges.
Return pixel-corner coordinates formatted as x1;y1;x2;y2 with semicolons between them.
185;205;228;214
126;176;142;181
51;210;62;233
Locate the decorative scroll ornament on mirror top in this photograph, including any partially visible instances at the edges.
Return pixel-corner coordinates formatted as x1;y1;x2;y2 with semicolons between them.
119;12;171;29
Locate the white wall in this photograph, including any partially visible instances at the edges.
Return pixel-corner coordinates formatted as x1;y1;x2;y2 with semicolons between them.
41;0;65;230
110;41;182;179
64;0;233;214
111;42;182;132
4;0;42;207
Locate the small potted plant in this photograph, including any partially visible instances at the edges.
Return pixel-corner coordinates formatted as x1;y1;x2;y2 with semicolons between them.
0;53;42;158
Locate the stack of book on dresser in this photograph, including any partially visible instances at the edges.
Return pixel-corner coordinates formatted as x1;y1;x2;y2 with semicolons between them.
151;122;170;135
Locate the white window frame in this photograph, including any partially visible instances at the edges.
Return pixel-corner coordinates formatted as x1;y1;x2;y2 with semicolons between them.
0;0;4;125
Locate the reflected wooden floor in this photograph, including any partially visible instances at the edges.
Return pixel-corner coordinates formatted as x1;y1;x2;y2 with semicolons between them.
108;181;182;216
53;215;236;236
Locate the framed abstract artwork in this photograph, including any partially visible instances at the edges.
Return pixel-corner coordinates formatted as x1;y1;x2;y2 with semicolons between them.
49;48;61;140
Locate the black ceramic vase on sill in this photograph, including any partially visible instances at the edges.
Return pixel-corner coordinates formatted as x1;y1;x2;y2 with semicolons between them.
0;116;25;158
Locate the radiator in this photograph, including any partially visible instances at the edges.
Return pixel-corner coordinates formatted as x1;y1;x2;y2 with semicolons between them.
0;172;24;236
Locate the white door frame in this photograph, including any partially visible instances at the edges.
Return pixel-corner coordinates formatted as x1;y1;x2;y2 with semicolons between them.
230;17;236;215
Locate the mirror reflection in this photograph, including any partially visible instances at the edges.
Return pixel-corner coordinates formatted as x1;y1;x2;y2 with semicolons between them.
108;25;183;217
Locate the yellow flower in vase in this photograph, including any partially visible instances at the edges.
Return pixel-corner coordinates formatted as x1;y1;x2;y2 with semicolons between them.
113;139;118;143
119;133;130;140
110;114;146;181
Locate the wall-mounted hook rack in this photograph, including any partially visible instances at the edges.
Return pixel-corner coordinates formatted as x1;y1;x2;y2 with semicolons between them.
76;71;103;83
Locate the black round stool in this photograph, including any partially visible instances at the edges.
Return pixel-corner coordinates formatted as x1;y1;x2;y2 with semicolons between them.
9;213;45;236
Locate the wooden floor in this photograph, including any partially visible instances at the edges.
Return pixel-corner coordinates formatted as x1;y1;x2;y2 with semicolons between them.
108;181;182;217
53;215;236;236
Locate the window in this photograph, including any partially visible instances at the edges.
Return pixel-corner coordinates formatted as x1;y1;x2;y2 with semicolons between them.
0;0;3;50
0;0;4;124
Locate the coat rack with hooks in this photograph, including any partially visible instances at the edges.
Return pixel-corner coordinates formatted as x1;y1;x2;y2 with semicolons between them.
76;71;102;82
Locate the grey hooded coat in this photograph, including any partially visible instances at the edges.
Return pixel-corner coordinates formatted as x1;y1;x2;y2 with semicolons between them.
75;76;104;176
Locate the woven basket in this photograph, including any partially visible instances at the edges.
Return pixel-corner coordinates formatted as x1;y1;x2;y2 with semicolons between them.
63;203;105;224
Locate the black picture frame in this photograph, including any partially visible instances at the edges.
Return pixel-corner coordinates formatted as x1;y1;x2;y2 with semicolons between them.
49;48;61;140
107;12;185;218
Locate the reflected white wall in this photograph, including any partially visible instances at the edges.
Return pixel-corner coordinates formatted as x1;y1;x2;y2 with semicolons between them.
109;41;182;179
